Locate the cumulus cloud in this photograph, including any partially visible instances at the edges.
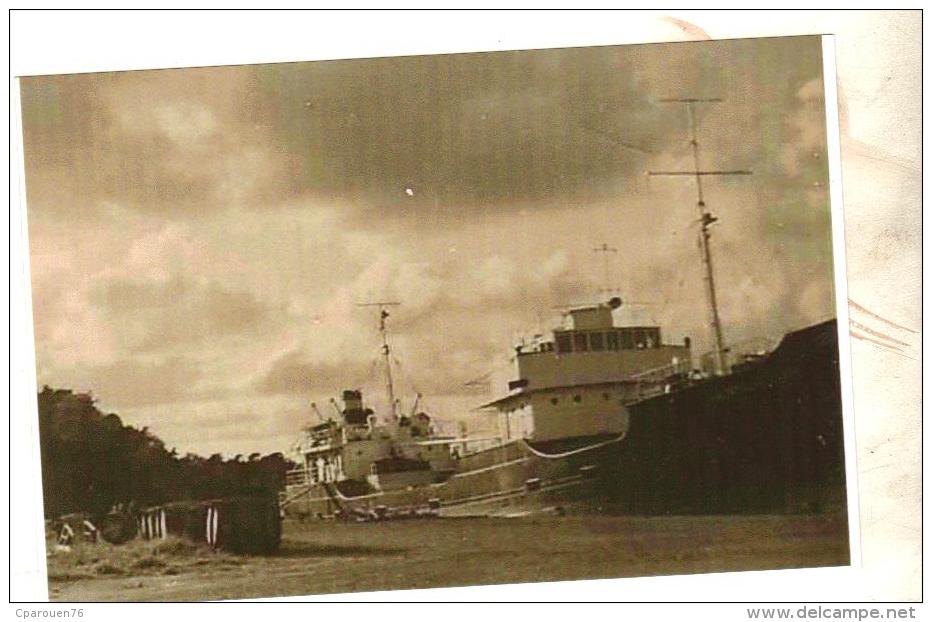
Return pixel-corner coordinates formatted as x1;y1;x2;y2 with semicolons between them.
68;356;204;409
780;77;829;178
114;394;312;457
88;273;271;353
20;67;286;220
258;351;375;396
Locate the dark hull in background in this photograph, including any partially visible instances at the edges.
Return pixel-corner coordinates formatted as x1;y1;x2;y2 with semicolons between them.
284;319;847;519
601;319;847;515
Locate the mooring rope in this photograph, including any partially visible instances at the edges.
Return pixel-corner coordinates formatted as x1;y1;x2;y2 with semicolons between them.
517;433;626;459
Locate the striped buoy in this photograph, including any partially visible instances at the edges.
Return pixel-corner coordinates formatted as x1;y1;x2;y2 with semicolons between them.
205;504;220;547
135;496;279;553
139;508;167;540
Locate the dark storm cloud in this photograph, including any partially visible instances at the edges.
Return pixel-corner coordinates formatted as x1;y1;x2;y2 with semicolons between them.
21;37;824;226
251;45;670;220
19;67;281;219
249;37;824;223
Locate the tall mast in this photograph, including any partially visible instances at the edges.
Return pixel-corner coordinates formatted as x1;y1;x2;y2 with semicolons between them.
648;98;751;375
357;301;401;419
593;243;618;297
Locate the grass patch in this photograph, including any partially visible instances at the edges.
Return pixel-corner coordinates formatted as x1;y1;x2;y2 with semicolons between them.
152;538;202;556
95;563;124;576
131;557;167;570
47;569;95;582
45;535;235;583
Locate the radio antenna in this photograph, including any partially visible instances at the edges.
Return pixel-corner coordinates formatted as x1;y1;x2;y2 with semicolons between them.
357;301;402;419
648;98;752;375
593;243;618;297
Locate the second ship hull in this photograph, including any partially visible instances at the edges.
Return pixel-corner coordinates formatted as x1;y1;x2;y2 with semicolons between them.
286;433;621;519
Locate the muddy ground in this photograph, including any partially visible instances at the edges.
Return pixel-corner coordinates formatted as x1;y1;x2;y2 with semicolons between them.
48;513;849;601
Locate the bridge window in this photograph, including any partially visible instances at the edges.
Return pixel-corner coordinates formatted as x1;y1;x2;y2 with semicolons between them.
620;329;635;349
550;397;559;405
631;328;658;348
606;331;619;350
573;394;582;403
589;332;604;351
555;333;572;353
574;333;589;352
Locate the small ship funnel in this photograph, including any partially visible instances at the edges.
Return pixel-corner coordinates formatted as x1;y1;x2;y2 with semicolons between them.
341;390;372;426
342;389;363;411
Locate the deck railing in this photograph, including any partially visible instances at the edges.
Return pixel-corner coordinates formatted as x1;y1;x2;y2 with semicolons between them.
457;436;506;457
626;337;777;402
285;468;309;487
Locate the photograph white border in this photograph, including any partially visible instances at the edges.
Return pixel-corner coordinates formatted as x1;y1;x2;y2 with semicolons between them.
8;9;920;610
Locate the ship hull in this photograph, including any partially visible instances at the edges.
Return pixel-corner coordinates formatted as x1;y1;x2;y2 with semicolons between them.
286;434;623;519
600;319;847;515
284;320;847;519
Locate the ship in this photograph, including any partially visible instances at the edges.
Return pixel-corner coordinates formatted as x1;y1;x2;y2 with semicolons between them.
279;99;848;521
279;295;846;520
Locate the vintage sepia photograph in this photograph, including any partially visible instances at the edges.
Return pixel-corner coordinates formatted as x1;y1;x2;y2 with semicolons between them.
18;33;852;601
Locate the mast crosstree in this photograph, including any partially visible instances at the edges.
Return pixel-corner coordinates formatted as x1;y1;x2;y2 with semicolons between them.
648;98;752;375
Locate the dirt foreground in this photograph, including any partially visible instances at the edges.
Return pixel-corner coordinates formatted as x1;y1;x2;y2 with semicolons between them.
49;513;850;602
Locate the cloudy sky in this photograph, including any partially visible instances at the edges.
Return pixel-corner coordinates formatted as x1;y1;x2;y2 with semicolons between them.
20;35;835;457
